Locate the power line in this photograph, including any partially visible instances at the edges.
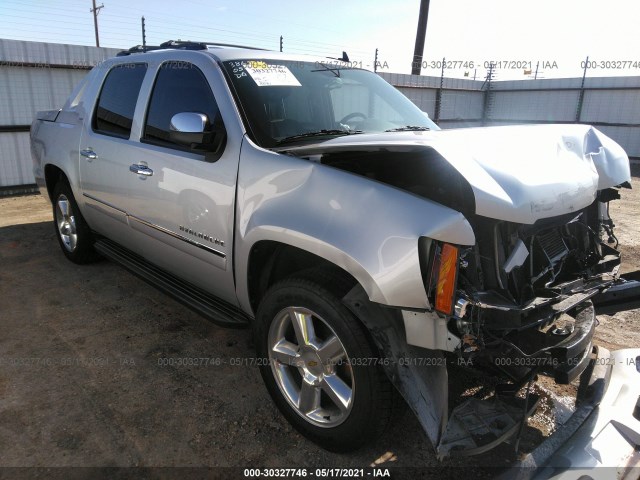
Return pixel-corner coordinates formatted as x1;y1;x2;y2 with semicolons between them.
0;2;278;43
104;0;343;35
0;3;374;59
1;0;90;15
0;19;95;38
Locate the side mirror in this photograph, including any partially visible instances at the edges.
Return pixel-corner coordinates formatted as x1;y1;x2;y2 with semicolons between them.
170;112;208;144
169;112;226;155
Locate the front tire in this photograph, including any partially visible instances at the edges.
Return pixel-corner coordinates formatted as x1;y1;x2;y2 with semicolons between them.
52;180;99;264
255;275;395;452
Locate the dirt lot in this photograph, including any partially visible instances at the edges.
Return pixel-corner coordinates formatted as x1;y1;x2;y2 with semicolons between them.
0;167;639;477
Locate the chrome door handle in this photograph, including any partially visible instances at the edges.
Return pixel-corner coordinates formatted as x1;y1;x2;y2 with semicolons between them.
80;148;97;159
129;164;154;176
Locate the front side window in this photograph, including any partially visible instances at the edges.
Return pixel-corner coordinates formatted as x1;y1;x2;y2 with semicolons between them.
143;62;223;150
222;59;439;148
93;63;147;138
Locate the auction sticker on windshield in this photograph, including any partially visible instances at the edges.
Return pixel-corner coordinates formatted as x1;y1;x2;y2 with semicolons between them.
243;61;301;87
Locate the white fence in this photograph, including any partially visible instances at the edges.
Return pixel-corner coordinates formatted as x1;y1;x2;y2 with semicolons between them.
380;72;640;160
0;39;119;190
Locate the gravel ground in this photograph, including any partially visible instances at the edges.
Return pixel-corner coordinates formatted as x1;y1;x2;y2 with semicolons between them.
0;166;638;477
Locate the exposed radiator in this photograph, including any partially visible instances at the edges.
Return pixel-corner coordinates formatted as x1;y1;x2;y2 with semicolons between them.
537;229;568;264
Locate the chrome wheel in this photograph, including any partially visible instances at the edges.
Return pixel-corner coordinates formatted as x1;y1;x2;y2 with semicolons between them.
268;307;354;427
55;194;78;252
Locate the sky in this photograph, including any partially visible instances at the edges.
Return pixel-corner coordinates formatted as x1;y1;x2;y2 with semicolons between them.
1;0;639;80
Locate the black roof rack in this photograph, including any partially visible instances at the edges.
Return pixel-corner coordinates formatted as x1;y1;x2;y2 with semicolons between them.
116;45;160;56
116;40;266;56
116;40;348;61
202;41;267;51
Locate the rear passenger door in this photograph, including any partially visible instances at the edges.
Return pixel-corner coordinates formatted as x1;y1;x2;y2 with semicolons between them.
79;62;148;249
121;59;240;305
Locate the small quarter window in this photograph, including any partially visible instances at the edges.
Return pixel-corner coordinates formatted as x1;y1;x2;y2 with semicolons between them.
93;63;147;138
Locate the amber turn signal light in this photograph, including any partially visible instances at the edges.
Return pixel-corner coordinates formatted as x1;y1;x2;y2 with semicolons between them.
435;243;459;315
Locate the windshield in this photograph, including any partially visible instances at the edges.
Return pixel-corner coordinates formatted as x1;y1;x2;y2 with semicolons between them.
222;59;440;148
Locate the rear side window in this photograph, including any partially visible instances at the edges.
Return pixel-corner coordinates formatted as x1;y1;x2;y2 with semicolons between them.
93;63;147;138
143;62;223;149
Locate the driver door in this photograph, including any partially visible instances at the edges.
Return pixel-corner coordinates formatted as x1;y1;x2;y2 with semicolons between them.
116;59;241;305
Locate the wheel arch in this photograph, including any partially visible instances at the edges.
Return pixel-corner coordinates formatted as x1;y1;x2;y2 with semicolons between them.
245;239;369;315
44;164;69;202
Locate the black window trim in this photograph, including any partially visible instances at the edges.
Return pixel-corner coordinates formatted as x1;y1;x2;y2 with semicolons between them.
91;62;148;140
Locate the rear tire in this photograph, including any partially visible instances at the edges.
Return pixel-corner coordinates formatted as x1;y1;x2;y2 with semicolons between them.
255;275;395;452
52;180;100;264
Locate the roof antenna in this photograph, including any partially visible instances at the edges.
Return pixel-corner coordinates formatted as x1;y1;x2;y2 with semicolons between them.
340;51;350;63
141;16;147;52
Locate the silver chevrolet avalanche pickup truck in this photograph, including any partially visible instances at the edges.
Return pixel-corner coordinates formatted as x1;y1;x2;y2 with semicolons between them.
31;41;640;469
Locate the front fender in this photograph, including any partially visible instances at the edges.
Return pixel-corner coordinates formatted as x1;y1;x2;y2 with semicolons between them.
235;138;475;312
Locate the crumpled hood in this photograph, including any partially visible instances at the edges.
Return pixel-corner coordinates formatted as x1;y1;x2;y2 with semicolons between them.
282;125;631;224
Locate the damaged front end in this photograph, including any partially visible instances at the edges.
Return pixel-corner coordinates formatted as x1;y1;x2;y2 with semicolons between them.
438;195;622;389
424;192;626;456
333;132;635;462
290;124;635;460
344;190;630;459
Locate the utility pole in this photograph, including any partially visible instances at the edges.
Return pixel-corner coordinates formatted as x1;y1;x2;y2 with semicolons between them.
373;48;379;72
141;16;147;52
411;0;430;75
576;56;589;123
90;0;104;47
434;57;445;123
482;62;495;126
279;35;283;52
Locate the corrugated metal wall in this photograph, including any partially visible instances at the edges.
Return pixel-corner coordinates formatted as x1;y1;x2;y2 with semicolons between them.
380;72;485;123
0;39;120;188
0;131;32;188
1;39;639;189
380;72;640;159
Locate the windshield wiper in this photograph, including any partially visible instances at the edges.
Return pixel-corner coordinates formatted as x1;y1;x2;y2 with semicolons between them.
310;62;350;77
277;129;362;145
384;126;431;132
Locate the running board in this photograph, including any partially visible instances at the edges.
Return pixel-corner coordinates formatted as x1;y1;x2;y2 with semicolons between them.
93;238;251;328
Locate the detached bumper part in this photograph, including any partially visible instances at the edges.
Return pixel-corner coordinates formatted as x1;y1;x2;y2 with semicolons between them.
546;302;595;384
437;302;599;458
593;275;640;315
344;284;639;476
343;285;449;448
505;347;640;480
437;394;540;458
